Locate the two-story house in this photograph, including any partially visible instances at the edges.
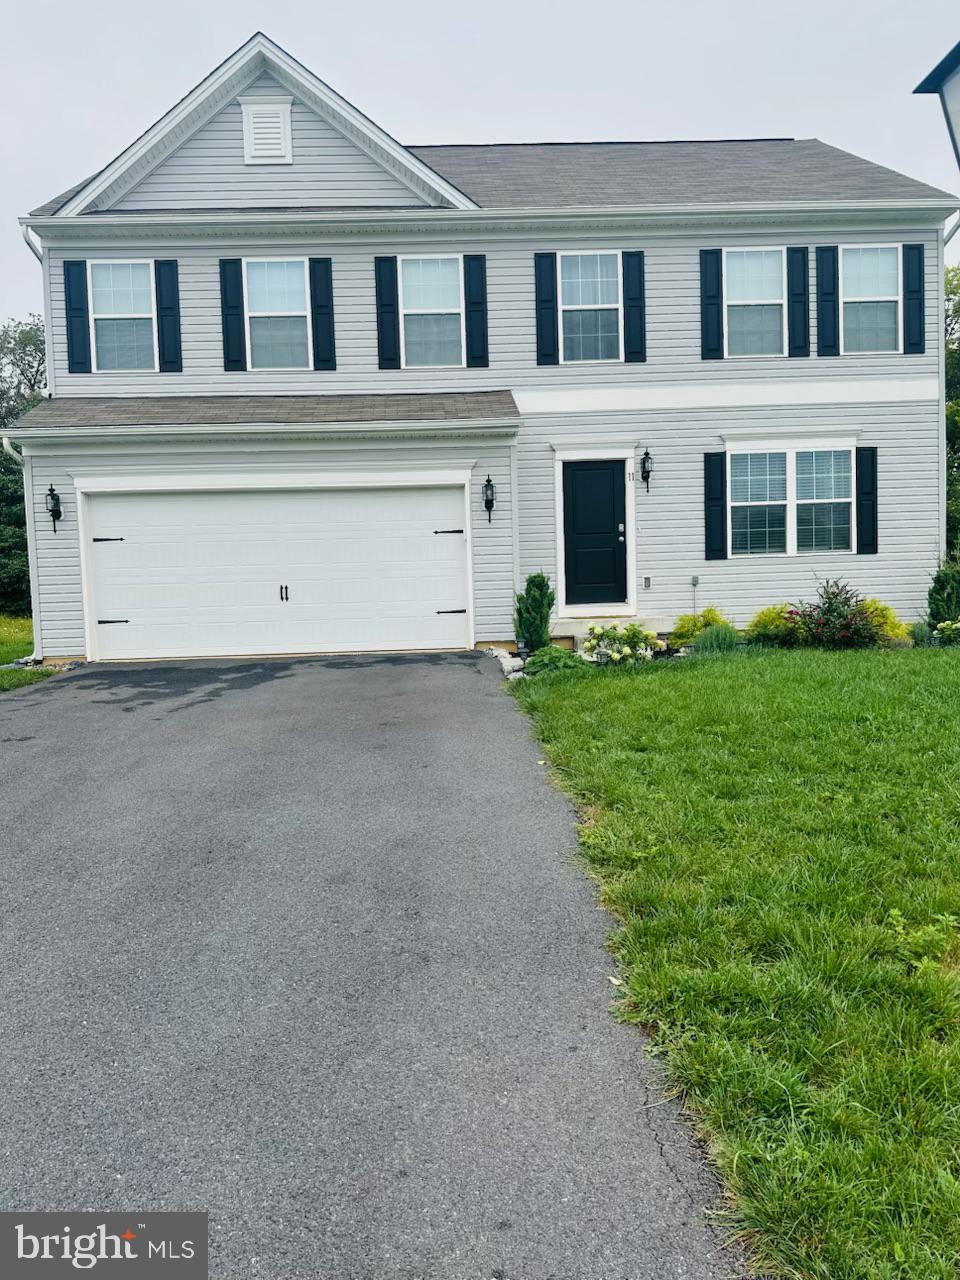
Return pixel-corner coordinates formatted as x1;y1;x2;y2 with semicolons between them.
8;32;958;661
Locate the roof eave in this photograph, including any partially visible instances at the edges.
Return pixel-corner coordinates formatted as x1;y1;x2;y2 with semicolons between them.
9;417;520;444
914;41;960;94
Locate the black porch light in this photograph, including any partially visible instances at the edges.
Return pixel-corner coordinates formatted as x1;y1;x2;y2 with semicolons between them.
640;449;654;492
482;475;496;522
45;484;62;531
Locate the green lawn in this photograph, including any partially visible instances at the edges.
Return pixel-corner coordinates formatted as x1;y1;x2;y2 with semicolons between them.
0;617;51;691
516;649;960;1280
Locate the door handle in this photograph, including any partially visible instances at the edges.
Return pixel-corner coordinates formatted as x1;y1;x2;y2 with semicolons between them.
618;536;625;543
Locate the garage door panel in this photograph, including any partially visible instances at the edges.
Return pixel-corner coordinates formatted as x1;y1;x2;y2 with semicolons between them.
85;486;470;659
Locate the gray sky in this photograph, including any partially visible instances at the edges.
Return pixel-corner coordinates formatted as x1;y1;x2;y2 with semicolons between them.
2;0;958;321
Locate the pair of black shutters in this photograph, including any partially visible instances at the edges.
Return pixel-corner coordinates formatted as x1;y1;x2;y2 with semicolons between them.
220;258;337;372
700;245;925;359
65;260;182;374
372;255;489;369
533;251;647;365
703;447;879;559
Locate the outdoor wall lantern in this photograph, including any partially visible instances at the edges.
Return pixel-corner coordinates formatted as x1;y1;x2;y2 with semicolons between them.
482;475;496;522
640;449;654;492
45;485;62;532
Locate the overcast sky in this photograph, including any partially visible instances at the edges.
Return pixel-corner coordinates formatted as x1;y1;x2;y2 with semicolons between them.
2;0;958;321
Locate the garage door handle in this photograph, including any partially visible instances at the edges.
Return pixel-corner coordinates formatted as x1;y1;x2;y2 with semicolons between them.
434;528;464;534
436;609;467;614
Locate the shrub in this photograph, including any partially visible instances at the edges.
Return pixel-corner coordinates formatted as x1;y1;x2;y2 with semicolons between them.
910;620;934;648
863;599;912;648
935;619;960;646
581;622;665;666
744;603;799;648
668;606;729;649
514;573;554;653
522;645;589;676
928;557;960;625
691;622;739;653
792;579;880;650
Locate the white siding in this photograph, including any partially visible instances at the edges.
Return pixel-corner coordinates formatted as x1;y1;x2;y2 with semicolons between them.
113;74;426;211
25;439;515;657
46;226;941;397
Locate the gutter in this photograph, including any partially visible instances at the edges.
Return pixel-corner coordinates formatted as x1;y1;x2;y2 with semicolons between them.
945;214;960;245
1;437;42;663
6;417;521;444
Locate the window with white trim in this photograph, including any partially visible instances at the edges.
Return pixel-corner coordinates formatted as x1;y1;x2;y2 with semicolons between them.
559;252;621;362
724;248;785;356
729;445;854;556
244;259;311;370
840;246;900;353
89;261;157;371
399;257;464;367
240;96;293;164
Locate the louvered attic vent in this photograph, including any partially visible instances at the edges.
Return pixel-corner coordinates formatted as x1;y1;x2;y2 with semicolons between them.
239;95;293;164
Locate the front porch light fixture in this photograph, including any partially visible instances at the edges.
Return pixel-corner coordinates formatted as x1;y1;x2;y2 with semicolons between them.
640;449;654;492
482;475;496;522
45;485;62;532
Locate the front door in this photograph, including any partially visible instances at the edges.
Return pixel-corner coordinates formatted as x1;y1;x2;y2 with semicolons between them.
562;460;627;606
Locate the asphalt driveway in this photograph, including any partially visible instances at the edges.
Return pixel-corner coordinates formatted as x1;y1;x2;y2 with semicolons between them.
0;652;740;1279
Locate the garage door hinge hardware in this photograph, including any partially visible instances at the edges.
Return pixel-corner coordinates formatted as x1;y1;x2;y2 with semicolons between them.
92;536;125;542
433;528;464;534
97;619;129;625
436;609;467;614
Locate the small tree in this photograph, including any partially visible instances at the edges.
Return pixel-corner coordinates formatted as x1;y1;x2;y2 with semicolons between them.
0;316;46;615
514;573;554;653
928;555;960;626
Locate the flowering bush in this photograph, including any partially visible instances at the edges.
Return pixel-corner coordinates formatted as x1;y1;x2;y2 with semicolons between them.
935;619;960;646
668;606;729;650
792;580;880;650
581;622;666;665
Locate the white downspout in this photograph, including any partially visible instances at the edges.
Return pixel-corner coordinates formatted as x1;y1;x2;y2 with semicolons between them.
2;436;43;663
946;214;960;246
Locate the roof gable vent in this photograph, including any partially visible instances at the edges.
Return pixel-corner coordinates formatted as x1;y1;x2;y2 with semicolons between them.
239;95;293;164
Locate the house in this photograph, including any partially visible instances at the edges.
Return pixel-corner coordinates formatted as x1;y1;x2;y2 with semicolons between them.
7;32;959;661
916;39;960;172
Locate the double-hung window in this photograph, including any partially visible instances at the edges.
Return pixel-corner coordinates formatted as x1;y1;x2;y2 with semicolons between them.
89;261;157;371
244;259;311;370
840;246;900;353
399;256;464;367
729;444;854;556
559;252;622;362
723;248;786;356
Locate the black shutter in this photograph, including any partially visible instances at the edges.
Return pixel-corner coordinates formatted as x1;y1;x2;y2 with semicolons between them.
374;256;401;370
699;249;723;359
856;447;878;554
534;252;559;365
463;254;489;368
622;250;646;363
154;260;182;373
309;258;336;371
219;259;246;372
786;247;809;358
64;260;91;374
815;246;840;356
903;244;925;355
704;452;727;560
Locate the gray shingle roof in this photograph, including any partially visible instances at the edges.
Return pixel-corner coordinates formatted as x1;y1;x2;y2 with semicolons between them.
410;138;957;208
14;391;518;430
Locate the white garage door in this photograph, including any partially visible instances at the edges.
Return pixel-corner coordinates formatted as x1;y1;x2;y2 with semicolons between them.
84;486;470;660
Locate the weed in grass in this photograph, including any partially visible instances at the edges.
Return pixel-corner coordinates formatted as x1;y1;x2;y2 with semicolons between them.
516;648;960;1280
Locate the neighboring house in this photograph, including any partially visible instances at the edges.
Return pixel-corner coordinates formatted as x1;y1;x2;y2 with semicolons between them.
7;32;959;661
916;39;960;172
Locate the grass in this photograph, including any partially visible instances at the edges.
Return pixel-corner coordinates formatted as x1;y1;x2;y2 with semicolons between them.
515;649;960;1280
0;616;52;692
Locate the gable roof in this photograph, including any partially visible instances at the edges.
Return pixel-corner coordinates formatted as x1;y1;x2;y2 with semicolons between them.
409;139;957;209
915;40;960;93
41;33;476;217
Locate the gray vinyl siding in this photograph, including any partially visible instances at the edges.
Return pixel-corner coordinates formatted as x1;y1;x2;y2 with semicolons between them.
46;226;940;396
25;440;515;657
519;401;940;631
113;74;425;211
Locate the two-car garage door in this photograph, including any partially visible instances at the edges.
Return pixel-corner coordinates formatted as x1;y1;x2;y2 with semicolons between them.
83;486;470;660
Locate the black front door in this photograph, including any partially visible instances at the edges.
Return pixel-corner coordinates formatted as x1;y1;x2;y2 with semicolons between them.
562;460;627;605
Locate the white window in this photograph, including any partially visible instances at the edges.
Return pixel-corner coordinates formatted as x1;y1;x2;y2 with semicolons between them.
88;261;157;372
728;444;854;557
559;252;622;362
840;246;901;353
239;96;293;164
399;257;464;368
723;248;786;357
243;259;311;370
